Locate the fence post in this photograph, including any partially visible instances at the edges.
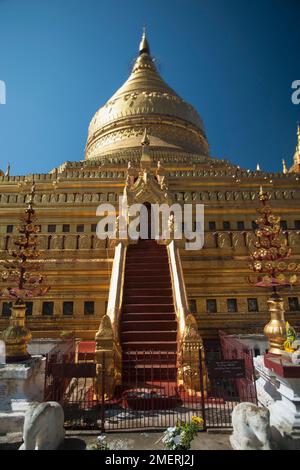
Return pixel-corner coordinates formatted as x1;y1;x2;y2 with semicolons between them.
100;352;106;433
198;348;207;431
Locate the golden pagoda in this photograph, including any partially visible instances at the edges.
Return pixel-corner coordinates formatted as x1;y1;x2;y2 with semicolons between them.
0;31;300;354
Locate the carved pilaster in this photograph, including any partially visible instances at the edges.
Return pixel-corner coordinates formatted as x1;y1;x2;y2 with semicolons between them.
177;314;207;396
94;314;121;400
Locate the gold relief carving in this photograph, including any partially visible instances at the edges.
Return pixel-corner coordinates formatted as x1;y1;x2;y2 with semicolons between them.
58;193;66;203
242;192;250;200
208;191;217;200
177;314;207;396
83;194;92;203
86;121;207;159
38;235;48;250
232;232;246;249
126;162;138;187
78;234;91;250
156;161;167;190
99;193;108;202
233;192;241;200
204;232;217;248
67;193;75;203
50;235;63;250
217;232;231;248
93;237;106;249
245;232;257;250
64;235;77;250
41;194;49;204
288;232;300;247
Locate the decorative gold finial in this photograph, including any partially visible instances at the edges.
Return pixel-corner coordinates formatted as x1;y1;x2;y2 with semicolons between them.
1;182;49;362
5;162;10;177
256;163;261;171
294;123;300;165
140;129;151;168
141;128;150;146
139;27;150;55
282;159;287;174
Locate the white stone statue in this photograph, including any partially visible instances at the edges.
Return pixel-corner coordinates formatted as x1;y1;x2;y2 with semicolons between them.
19;401;65;450
230;402;272;450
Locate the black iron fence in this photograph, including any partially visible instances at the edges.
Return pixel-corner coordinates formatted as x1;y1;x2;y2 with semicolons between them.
44;339;257;431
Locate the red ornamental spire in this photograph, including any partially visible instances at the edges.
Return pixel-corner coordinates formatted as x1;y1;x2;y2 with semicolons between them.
249;187;299;290
0;182;49;303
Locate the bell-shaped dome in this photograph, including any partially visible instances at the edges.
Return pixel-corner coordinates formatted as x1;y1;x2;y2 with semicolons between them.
85;32;209;160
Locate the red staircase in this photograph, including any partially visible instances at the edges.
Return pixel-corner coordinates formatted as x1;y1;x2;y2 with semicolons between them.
121;239;178;388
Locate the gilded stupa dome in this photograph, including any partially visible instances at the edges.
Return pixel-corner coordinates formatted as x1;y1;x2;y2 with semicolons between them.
85;32;210;160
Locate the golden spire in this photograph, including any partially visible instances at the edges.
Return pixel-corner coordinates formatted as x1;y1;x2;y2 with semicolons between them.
5;162;10;177
294;122;300;165
256;163;261;171
282;159;287;174
139;26;150;55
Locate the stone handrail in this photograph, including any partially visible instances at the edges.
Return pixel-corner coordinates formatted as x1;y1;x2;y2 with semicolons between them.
167;240;206;395
167;240;190;339
106;241;127;344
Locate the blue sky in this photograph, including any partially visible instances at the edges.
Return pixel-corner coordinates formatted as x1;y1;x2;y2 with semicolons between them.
0;0;299;175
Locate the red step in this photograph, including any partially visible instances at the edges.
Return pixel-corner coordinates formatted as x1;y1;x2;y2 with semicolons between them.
122;304;175;313
124;287;173;296
121;320;177;332
121;330;177;342
123;296;173;304
123;313;177;322
121;239;177;386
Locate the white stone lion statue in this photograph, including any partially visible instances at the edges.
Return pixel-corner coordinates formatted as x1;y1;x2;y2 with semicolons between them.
230;402;272;450
19;401;65;450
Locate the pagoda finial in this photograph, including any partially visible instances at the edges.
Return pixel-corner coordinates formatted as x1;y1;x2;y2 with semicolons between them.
139;27;150;55
256;163;261;171
5;162;10;177
282;159;287;174
294;122;300;165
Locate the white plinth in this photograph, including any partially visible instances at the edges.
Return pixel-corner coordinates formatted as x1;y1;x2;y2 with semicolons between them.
254;355;300;449
0;356;46;434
